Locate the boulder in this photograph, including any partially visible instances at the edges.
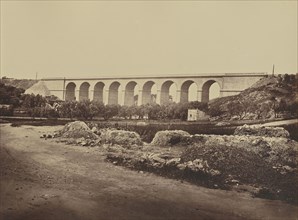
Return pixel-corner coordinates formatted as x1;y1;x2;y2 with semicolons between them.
151;130;191;147
234;124;290;138
59;121;99;140
101;129;143;147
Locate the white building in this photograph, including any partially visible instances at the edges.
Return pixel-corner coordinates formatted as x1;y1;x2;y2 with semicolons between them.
187;109;208;121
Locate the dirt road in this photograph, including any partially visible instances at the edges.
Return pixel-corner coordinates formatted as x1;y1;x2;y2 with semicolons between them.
261;119;298;127
0;124;297;220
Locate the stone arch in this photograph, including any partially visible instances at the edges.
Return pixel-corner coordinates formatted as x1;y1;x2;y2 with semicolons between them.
93;82;105;103
124;81;138;106
180;80;198;103
201;80;221;102
65;82;76;101
160;80;176;104
108;81;121;105
79;82;90;101
142;81;156;104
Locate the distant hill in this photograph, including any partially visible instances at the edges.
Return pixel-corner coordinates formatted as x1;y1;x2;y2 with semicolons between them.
208;74;298;120
0;78;38;90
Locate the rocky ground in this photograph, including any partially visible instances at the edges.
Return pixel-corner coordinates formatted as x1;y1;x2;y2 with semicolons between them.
1;123;298;220
51;122;298;203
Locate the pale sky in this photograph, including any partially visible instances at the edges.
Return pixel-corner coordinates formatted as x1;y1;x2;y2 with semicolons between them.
1;1;297;79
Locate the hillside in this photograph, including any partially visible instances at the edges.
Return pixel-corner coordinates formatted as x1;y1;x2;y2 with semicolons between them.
208;74;298;120
0;78;38;90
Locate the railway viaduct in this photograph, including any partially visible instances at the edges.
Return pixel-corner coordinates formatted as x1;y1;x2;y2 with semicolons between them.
41;73;267;105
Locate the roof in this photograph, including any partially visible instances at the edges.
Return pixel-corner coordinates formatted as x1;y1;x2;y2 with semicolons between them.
25;81;51;96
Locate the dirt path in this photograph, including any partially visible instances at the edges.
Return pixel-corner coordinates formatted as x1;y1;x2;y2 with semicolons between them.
261;119;298;127
0;124;297;220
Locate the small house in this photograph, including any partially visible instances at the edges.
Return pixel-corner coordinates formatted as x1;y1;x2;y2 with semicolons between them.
187;109;208;121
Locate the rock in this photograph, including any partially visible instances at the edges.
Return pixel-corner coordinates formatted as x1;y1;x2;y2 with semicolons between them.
81;141;88;146
166;158;181;166
279;165;295;174
152;162;163;168
191;135;207;143
234;124;290;138
177;163;187;170
231;179;240;184
193;159;208;168
185;159;210;172
209;169;221;176
76;138;85;144
100;129;143;147
283;165;294;172
58;121;99;140
150;154;166;164
91;127;97;133
151;130;191;147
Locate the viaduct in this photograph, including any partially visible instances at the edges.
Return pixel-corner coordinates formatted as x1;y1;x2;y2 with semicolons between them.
41;73;267;106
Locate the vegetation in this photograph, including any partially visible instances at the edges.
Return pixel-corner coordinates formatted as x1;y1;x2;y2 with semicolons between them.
0;78;37;90
0;82;25;107
0;81;208;120
208;74;298;120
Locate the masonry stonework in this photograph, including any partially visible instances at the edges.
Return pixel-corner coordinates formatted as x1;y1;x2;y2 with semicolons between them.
42;73;267;105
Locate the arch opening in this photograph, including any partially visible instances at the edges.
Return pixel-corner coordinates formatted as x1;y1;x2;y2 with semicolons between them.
93;82;105;103
79;82;90;101
142;81;157;105
180;80;198;103
108;81;120;105
160;81;176;104
169;83;177;103
201;80;221;103
124;81;138;106
209;83;221;101
65;82;76;101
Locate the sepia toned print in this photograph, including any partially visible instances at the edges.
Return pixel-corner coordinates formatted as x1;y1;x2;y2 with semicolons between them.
0;1;297;220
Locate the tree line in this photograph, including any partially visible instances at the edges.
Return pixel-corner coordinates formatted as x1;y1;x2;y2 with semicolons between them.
33;99;208;121
0;82;208;120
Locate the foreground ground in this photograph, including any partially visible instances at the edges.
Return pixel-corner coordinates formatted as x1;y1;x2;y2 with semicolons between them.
0;124;297;220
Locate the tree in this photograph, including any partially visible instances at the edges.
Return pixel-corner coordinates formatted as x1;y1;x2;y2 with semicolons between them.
188;101;208;112
21;94;46;108
103;104;120;120
275;99;287;117
119;105;129;119
146;103;161;120
57;101;77;119
173;103;189;120
91;101;105;118
227;100;251;120
287;101;298;117
136;105;148;119
75;100;98;120
208;105;224;118
0;82;24;106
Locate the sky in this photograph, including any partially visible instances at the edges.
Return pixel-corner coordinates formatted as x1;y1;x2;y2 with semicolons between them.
0;1;297;79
